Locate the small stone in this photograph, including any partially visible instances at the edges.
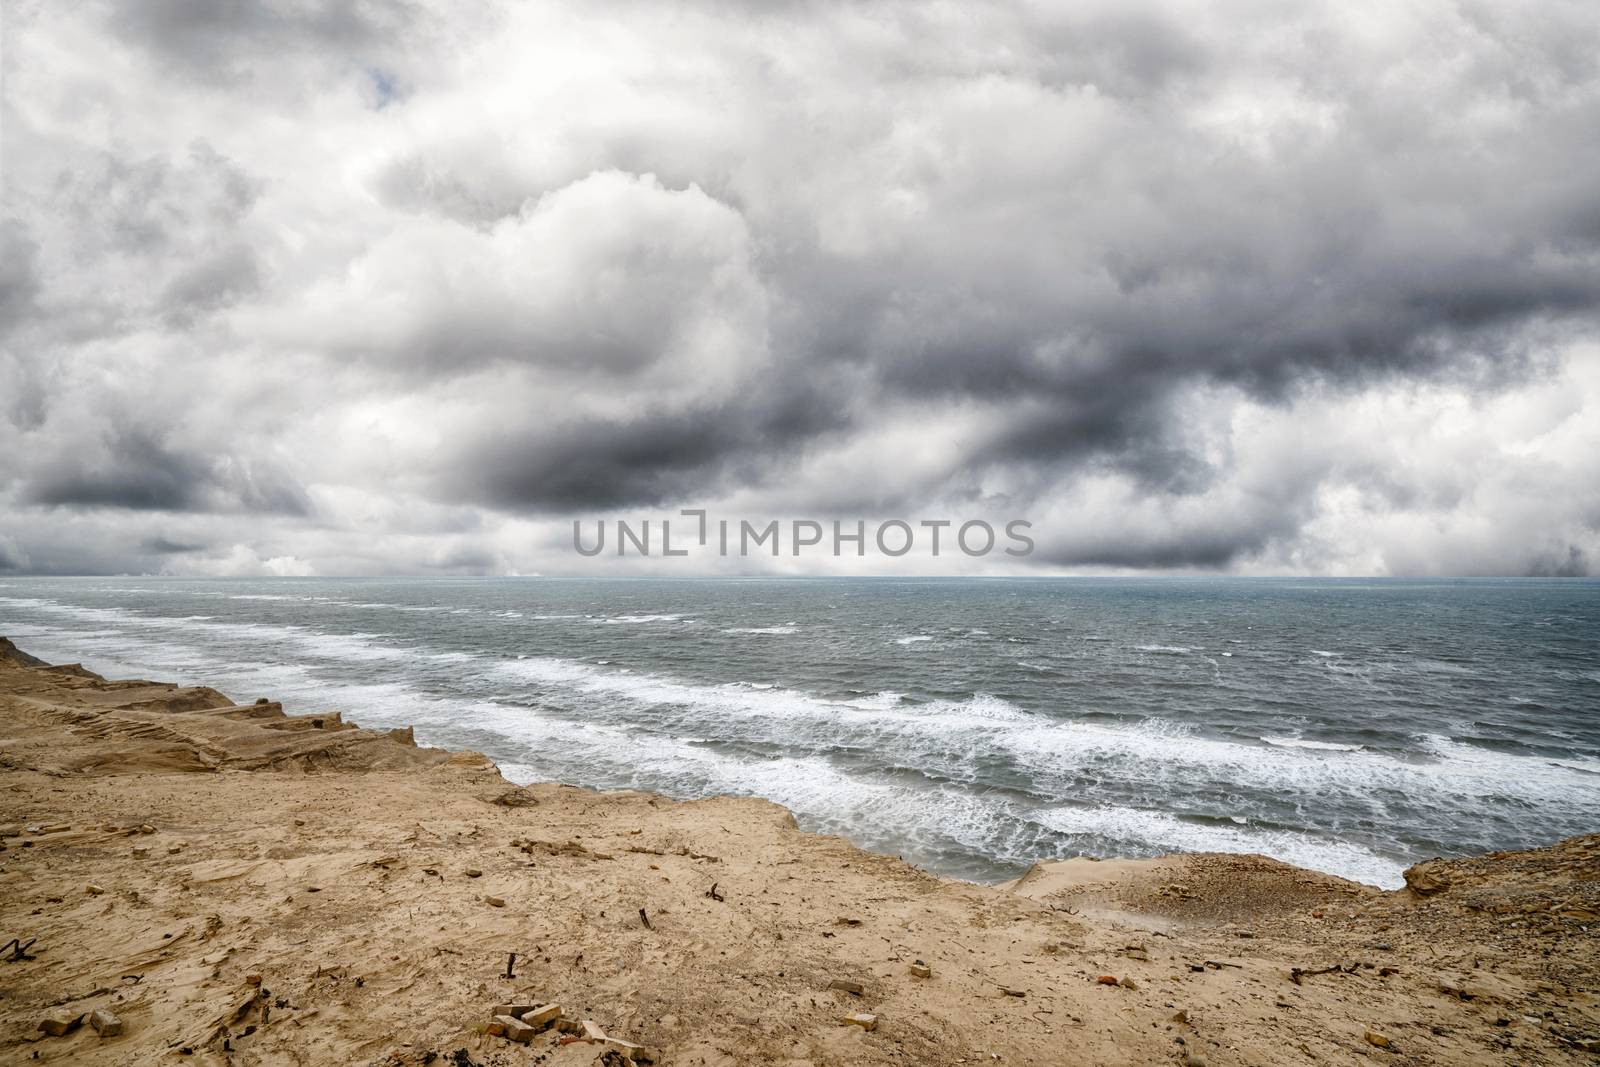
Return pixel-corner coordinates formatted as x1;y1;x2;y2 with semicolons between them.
245;974;263;986
139;824;156;834
484;896;506;907
604;1037;649;1058
464;868;482;878
909;961;932;978
581;1020;607;1040
828;979;865;995
86;884;105;895
294;819;306;827
1402;859;1450;896
89;1009;122;1037
492;1004;537;1019
1119;978;1139;990
1364;1030;1391;1049
1170;1010;1189;1024
484;1020;506;1037
1096;975;1119;986
841;1012;878;1032
497;1015;535;1043
521;1003;561;1030
39;1010;80;1036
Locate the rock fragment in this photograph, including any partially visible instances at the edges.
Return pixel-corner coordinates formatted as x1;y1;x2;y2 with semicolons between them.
484;895;506;907
496;1015;535;1043
1402;860;1450;896
841;1012;878;1032
909;961;932;978
89;1008;123;1037
605;1037;650;1058
38;1009;81;1036
521;1003;562;1029
828;979;865;995
1364;1030;1392;1049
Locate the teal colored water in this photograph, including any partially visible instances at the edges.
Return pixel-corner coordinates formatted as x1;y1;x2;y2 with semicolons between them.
4;577;1597;887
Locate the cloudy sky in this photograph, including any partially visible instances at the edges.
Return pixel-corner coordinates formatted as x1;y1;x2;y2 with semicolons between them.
2;0;1598;577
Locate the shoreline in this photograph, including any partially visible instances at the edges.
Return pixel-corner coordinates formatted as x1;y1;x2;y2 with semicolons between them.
1;636;1597;1064
0;617;1425;892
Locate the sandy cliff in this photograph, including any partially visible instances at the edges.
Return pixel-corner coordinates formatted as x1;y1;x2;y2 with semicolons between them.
1;637;1596;1065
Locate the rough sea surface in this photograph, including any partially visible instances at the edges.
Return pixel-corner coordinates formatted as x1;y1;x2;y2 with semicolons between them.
3;577;1597;888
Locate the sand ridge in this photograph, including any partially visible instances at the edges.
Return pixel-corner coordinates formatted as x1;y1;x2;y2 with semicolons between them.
0;637;1596;1065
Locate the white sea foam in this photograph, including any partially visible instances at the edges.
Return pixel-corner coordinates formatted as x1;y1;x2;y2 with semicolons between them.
724;625;799;635
1135;644;1191;653
1034;805;1405;888
600;613;685;624
1261;736;1364;752
895;635;934;645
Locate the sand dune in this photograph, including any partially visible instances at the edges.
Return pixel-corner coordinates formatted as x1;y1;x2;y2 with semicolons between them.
1;636;1596;1065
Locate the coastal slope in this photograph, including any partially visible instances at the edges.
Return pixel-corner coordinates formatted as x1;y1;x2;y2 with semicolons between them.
0;638;1595;1065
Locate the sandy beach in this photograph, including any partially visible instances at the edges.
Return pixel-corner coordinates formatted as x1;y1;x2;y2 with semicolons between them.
2;636;1596;1066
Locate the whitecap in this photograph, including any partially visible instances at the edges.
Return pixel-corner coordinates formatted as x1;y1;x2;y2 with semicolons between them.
1261;736;1365;752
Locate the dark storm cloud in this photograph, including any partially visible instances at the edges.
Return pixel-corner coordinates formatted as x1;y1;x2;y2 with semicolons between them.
1527;545;1591;578
22;425;311;516
455;386;845;512
103;0;423;83
140;536;208;555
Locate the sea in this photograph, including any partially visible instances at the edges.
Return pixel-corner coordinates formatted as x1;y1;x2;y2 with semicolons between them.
3;576;1597;889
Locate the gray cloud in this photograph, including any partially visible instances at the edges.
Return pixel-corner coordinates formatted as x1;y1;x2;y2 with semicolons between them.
140;536;208;555
102;0;424;83
21;425;311;516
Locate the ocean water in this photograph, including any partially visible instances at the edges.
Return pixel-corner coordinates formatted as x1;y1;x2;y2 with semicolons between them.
3;577;1597;889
